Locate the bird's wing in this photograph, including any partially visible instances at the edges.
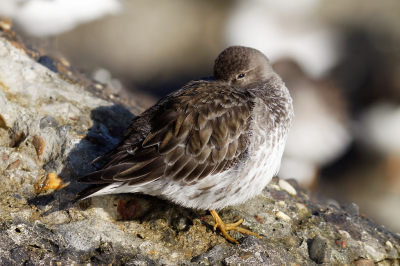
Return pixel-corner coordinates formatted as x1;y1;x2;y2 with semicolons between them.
77;81;253;187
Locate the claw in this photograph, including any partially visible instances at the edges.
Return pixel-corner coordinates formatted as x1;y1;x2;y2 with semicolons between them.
210;210;262;244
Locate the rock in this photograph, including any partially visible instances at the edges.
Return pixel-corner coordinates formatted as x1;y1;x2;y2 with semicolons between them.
6;159;20;170
0;113;8;129
279;179;297;196
117;198;142;220
126;254;156;266
335;238;348;248
32;135;46;161
0;29;400;265
353;259;375;266
55;218;140;253
38;56;58;73
161;228;176;245
171;216;190;231
191;245;229;264
308;235;332;263
269;188;286;201
223;236;276;265
254;215;264;224
40;210;71;225
40;116;59;129
280;236;300;248
276;211;291;222
342;202;360;216
10;247;28;263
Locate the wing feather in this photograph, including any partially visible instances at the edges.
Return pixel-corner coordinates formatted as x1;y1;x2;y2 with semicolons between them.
116;157;165;180
77;81;254;195
128;164;165;186
165;146;185;165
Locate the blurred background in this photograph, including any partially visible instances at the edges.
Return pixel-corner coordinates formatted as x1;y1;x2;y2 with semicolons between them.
1;0;400;232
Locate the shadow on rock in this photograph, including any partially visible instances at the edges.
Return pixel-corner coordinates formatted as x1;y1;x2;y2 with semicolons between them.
29;105;134;213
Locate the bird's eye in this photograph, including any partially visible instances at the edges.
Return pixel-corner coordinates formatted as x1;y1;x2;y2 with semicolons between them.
237;73;246;80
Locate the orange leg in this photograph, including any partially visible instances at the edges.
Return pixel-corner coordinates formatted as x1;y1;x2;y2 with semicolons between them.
210;209;262;244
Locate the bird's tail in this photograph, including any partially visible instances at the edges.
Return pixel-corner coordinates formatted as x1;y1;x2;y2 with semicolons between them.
72;184;109;203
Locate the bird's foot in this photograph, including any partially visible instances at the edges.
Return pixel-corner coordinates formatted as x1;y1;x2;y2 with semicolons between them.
210;209;262;244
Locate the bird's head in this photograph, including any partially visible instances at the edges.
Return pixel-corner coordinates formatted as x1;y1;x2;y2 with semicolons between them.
213;46;275;87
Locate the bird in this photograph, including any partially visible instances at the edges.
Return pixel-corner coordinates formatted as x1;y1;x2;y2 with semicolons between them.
75;46;294;244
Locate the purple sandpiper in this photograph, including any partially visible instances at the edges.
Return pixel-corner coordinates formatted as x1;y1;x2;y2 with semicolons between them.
75;46;294;244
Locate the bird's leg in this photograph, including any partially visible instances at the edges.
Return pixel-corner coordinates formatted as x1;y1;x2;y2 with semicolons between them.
209;209;262;244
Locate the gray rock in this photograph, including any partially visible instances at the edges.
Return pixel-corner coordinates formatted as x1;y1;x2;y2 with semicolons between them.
40;116;59;129
56;218;141;253
191;245;230;264
38;56;58;73
308;234;331;264
126;254;156;266
342;202;360;216
172;216;191;231
10;247;28;263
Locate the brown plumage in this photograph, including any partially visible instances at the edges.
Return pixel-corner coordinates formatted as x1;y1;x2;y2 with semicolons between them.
77;83;252;188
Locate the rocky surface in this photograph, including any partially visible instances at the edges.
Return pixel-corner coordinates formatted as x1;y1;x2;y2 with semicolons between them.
0;29;400;266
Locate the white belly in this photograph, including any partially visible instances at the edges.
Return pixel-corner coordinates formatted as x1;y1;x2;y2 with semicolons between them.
148;127;287;210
